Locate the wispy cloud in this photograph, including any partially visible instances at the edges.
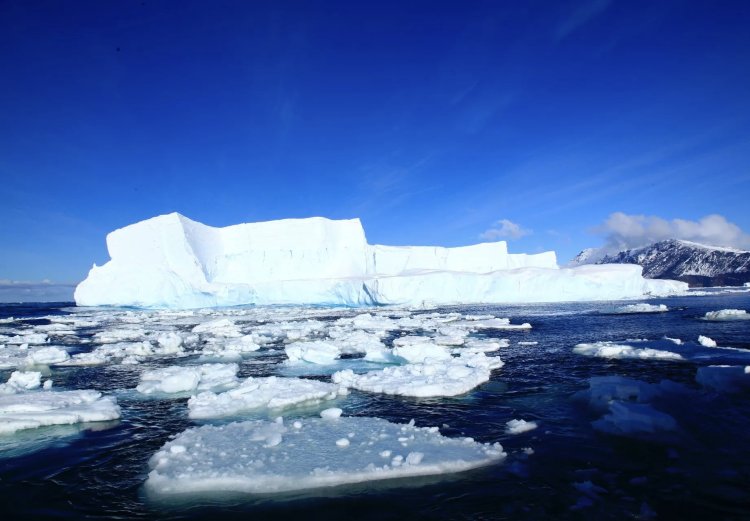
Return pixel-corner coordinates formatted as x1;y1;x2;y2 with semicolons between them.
0;280;76;303
594;212;750;254
555;0;614;41
480;219;532;240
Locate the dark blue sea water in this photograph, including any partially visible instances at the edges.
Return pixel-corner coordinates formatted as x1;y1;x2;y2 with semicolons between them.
1;292;750;520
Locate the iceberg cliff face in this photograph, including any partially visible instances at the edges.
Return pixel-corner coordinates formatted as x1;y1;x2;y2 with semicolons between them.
75;213;686;308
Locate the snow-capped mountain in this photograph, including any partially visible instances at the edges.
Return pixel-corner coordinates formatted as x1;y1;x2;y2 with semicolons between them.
589;239;750;287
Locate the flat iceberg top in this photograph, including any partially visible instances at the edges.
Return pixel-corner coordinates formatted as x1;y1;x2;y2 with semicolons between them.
71;213;690;309
145;416;505;496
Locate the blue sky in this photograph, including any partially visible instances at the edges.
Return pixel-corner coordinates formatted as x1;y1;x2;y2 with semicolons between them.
1;0;749;300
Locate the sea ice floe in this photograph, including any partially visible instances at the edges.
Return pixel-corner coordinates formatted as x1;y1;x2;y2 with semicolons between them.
505;419;538;435
0;371;42;394
332;352;503;397
136;363;239;395
698;335;717;348
0;390;121;434
187;376;345;419
285;341;341;365
0;344;72;370
613;303;668;314
703;309;750;321
573;342;683;361
145;416;506;495
455;318;532;330
25;346;70;366
696;365;750;393
391;341;452;364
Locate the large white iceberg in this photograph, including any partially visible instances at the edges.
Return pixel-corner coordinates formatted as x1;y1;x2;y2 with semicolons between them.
75;213;686;308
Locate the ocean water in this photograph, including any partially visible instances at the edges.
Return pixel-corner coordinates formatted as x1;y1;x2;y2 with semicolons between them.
1;291;749;520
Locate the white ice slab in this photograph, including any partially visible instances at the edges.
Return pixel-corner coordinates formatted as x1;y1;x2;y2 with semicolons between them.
145;416;506;495
573;342;683;361
0;390;121;434
703;309;750;321
187;376;344;419
332;352;503;397
136;363;239;395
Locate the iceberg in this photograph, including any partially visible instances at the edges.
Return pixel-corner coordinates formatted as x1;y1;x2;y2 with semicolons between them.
75;213;687;308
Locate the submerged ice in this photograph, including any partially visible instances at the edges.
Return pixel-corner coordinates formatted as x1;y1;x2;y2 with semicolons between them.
74;213;686;308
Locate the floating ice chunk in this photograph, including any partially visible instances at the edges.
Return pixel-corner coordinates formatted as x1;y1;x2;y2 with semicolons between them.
155;332;183;353
326;329;393;362
698;335;717;348
613;303;668;313
25;346;70;366
348;313;399;332
0;371;42;394
696;365;750;393
58;351;109;367
320;407;343;419
187;377;343;419
517;341;538;346
332;353;502;397
285;341;340;365
145;416;505;495
460;338;508;352
593;401;677;435
191;318;241;337
664;337;682;345
0;390;121;434
573;342;683;361
392;341;452;364
137;363;239;395
93;328;147;343
703;309;750;321
5;333;48;345
203;335;260;354
456;318;532;330
505;419;538;435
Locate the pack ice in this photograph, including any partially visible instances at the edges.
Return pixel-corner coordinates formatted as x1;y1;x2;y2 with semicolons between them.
145;416;505;495
75;213;686;308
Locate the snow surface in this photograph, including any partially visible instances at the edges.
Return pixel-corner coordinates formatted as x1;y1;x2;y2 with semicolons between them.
187;376;344;419
74;213;686;308
145;416;506;495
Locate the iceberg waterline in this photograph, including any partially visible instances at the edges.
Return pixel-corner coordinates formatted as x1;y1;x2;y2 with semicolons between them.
74;213;687;308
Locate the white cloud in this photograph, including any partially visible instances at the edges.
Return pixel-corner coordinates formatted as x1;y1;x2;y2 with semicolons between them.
480;219;532;241
595;212;750;253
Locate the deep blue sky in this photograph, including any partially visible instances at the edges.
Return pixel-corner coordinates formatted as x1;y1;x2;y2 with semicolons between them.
2;0;749;295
